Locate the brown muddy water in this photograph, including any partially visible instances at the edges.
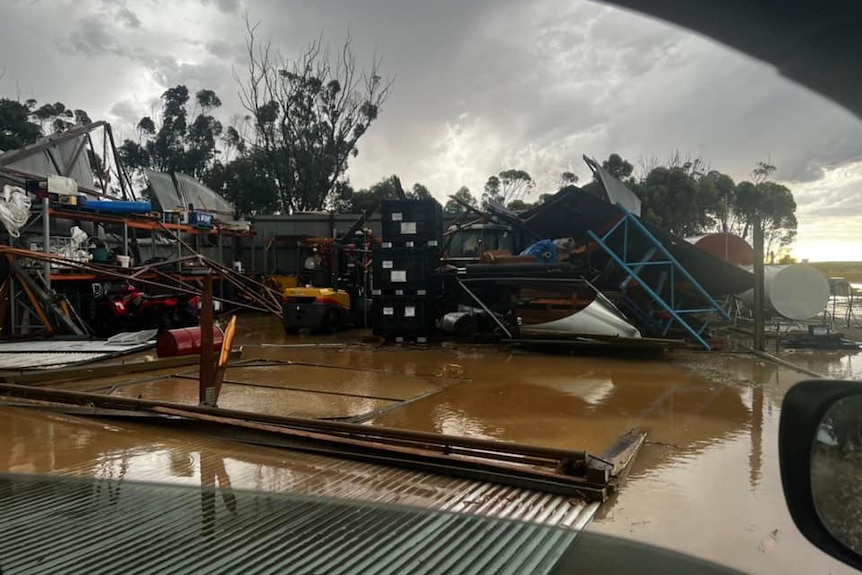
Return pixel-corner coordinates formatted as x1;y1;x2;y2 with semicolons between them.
1;313;860;574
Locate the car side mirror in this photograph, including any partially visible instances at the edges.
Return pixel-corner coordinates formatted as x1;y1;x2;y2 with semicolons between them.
780;379;862;570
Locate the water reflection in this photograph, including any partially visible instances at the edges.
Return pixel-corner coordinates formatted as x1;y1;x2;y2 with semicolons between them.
779;350;862;380
200;454;237;536
374;354;753;461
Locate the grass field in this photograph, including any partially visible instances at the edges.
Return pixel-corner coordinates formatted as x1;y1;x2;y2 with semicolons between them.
810;262;862;284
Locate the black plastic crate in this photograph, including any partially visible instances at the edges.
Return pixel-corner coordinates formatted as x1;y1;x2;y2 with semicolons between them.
372;245;441;293
371;296;435;339
380;199;443;244
380;239;441;249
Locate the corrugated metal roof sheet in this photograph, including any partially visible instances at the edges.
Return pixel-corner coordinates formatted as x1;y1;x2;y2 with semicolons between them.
0;352;107;369
0;473;582;575
0;338;155;369
49;433;598;532
0;339;154;353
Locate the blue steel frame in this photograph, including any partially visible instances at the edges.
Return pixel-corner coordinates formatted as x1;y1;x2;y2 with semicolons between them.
587;208;731;350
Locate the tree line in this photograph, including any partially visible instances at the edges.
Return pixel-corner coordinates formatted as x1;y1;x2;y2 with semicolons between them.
0;24;796;255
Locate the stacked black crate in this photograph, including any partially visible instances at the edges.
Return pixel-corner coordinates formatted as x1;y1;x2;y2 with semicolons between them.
371;199;443;342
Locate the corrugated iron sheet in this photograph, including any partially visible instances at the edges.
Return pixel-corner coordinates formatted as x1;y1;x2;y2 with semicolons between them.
0;352;111;369
49;433;598;531
0;474;582;574
0;338;155;369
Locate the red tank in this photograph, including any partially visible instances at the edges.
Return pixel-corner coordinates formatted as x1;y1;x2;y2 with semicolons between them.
687;233;753;266
156;326;224;358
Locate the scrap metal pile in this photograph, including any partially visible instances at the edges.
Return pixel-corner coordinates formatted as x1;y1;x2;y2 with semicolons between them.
377;156;765;351
0;121;282;342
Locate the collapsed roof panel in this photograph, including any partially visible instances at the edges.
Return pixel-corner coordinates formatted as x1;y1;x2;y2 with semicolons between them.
0;132;95;190
175;172;234;216
144;169;183;212
144;170;234;216
584;155;642;216
519;186;753;297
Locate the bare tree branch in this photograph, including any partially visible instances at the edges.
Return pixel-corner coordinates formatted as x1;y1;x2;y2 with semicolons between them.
236;23;392;212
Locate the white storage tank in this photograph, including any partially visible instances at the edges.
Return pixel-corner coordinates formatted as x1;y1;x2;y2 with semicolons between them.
739;264;830;320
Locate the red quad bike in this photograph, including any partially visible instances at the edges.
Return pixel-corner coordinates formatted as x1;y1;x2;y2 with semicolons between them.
92;283;200;337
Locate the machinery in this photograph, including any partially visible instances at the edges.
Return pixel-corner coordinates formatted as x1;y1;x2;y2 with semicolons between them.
92;282;199;337
281;234;374;334
443;222;516;264
282;286;352;334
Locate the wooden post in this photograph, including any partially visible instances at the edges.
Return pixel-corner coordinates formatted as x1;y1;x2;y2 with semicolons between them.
199;274;217;406
752;215;765;352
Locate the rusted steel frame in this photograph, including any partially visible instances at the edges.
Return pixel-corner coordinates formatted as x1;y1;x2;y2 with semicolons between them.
209;260;283;312
205;265;281;314
152;406;601;494
200;255;283;309
178;420;607;501
10;260;86;335
0;247;274;314
156;222;281;299
153;224;283;313
600;429;646;485
128;255;201;279
0;383;588;465
14;270;54;333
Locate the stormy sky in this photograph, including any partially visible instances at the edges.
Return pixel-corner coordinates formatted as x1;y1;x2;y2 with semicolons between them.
2;0;861;261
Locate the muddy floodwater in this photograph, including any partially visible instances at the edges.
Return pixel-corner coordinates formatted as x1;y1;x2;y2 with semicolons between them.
1;313;860;574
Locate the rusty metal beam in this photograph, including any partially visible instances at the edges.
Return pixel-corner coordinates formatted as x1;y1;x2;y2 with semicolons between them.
0;383;588;466
152;405;606;499
0;247;276;316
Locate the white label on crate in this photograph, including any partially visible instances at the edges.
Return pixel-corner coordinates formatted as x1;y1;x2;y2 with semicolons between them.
391;212;403;221
382;260;393;269
383;307;394;316
391;270;407;283
405;306;416;317
427;240;439;247
406;241;414;247
400;222;417;234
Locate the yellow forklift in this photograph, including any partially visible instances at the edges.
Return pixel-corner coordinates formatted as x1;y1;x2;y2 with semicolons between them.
281;220;375;334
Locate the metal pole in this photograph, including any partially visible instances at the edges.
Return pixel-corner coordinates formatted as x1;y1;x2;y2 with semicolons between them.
122;220;129;257
456;277;513;338
199;274;217;407
752;215;765;351
217;233;224;300
42;198;51;292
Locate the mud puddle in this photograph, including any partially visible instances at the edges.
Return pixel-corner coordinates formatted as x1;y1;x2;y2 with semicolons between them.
2;313;860;574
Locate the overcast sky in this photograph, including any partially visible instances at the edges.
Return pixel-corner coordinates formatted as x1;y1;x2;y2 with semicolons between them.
2;0;861;261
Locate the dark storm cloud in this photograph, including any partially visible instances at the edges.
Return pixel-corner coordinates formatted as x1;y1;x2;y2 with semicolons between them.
110;100;145;125
205;39;241;59
2;0;861;255
200;0;241;14
67;15;126;58
117;7;142;29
